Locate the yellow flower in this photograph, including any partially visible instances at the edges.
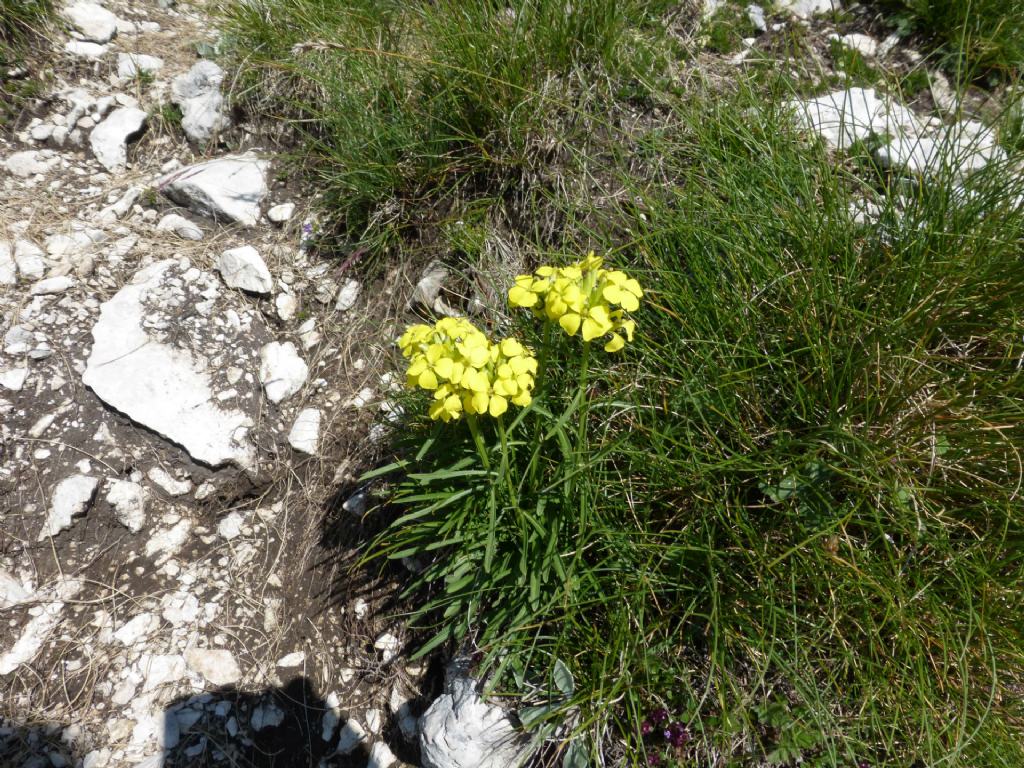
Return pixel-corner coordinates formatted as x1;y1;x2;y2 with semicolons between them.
399;318;536;421
507;251;643;351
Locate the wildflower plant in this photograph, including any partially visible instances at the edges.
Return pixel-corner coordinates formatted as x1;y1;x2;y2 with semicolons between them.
368;252;645;705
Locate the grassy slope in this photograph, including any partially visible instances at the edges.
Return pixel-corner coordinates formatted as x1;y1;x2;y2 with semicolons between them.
219;1;1024;765
0;0;54;127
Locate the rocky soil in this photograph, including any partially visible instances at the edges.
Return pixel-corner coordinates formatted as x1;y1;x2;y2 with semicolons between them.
0;2;439;766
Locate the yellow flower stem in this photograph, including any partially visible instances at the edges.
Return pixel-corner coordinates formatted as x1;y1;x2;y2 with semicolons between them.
466;415;491;471
576;340;591;459
527;320;553;488
495;416;517;502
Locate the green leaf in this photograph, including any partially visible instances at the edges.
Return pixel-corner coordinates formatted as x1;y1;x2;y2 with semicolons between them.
563;738;589;768
552;658;575;697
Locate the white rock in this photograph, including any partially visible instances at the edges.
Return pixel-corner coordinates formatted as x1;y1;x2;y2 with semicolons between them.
267;202;295;224
145;519;191;562
322;692;342;741
277;651;305;667
113;612;159;646
6;150;59;177
30;123;54;142
83;260;256;469
159;154;269;227
259;341;308;404
374;632;401;663
335;279;360;311
106;480;146;533
251;700;286;731
147;467;193;497
0;569;32;609
185;648;241;686
420;673;533;768
874;122;1005;178
0;242;14;285
776;0;838;17
156;213;204;240
0;591;76;674
275;293;298;321
287;408;321;454
217;245;273;294
90;107;146;172
170;60;231;143
787;87;921;151
0;367;29;391
140;653;186;691
335;719;367;755
117;53;164;78
217;511;244;540
14;240;46;279
38;475;98;540
367;742;397;768
30;275;75;296
64;40;108;58
61;1;119;43
98;186;143;221
747;4;767;32
161;591;200;626
832;32;878;58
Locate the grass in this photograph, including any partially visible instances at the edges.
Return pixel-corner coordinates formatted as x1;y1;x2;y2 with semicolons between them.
868;0;1024;79
0;0;53;127
221;1;1024;766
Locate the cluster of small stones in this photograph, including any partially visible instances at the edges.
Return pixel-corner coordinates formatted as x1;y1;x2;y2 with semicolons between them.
0;2;445;767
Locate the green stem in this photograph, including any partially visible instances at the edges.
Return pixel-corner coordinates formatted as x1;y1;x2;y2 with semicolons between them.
496;416;517;502
576;340;592;459
527;320;554;488
467;415;491;471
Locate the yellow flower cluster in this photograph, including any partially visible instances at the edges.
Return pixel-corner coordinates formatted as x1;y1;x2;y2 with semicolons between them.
508;252;642;352
399;318;538;422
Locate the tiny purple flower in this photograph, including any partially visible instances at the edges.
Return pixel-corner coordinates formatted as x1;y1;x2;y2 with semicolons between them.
649;707;669;725
667;721;690;748
646;754;661;766
640;720;653;736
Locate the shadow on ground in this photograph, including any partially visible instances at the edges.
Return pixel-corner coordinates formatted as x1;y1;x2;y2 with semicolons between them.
1;676;375;768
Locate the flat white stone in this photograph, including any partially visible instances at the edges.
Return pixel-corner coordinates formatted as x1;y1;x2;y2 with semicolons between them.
117;53;164;79
106;480;147;533
267;202;295;224
874;122;1005;178
156;213;204;241
251;701;286;731
276;293;298;321
322;692;342;741
113;612;159;646
30;276;75;295
147;467;192;496
64;40;108;58
287;408;321;454
14;240;46;279
90;107;146;172
145;519;191;562
335;719;367;755
159;155;269;227
62;1;119;43
0;367;29;391
161;591;200;626
140;653;186;691
367;742;397;768
776;0;839;17
374;632;401;663
217;511;244;540
831;32;878;58
38;475;98;540
6;150;59;177
217;246;273;294
0;569;32;609
277;651;305;667
787;87;921;151
335;279;360;311
83;260;256;469
259;341;308;404
170;61;231;142
0;590;76;674
0;242;14;285
185;647;241;686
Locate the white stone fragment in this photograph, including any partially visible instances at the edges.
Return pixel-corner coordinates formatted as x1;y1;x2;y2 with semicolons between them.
64;40;108;58
89;107;146;172
0;242;14;285
0;367;29;391
420;672;533;768
747;4;767;32
259;341;308;403
335;279;360;311
831;32;878;58
14;240;46;279
322;692;342;741
6;150;59;177
267;202;295;224
287;408;321;454
0;569;32;609
776;0;838;17
159;154;269;227
117;53;164;78
185;648;241;686
367;742;397;768
277;651;305;668
335;720;367;755
0;586;78;674
106;480;147;533
145;519;191;562
156;213;204;240
374;632;401;663
38;475;98;540
251;701;286;731
787;87;921;151
30;275;75;296
147;467;193;497
276;293;298;321
61;1;119;43
217;245;273;294
83;260;256;469
217;511;244;540
113;612;159;646
170;60;231;142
